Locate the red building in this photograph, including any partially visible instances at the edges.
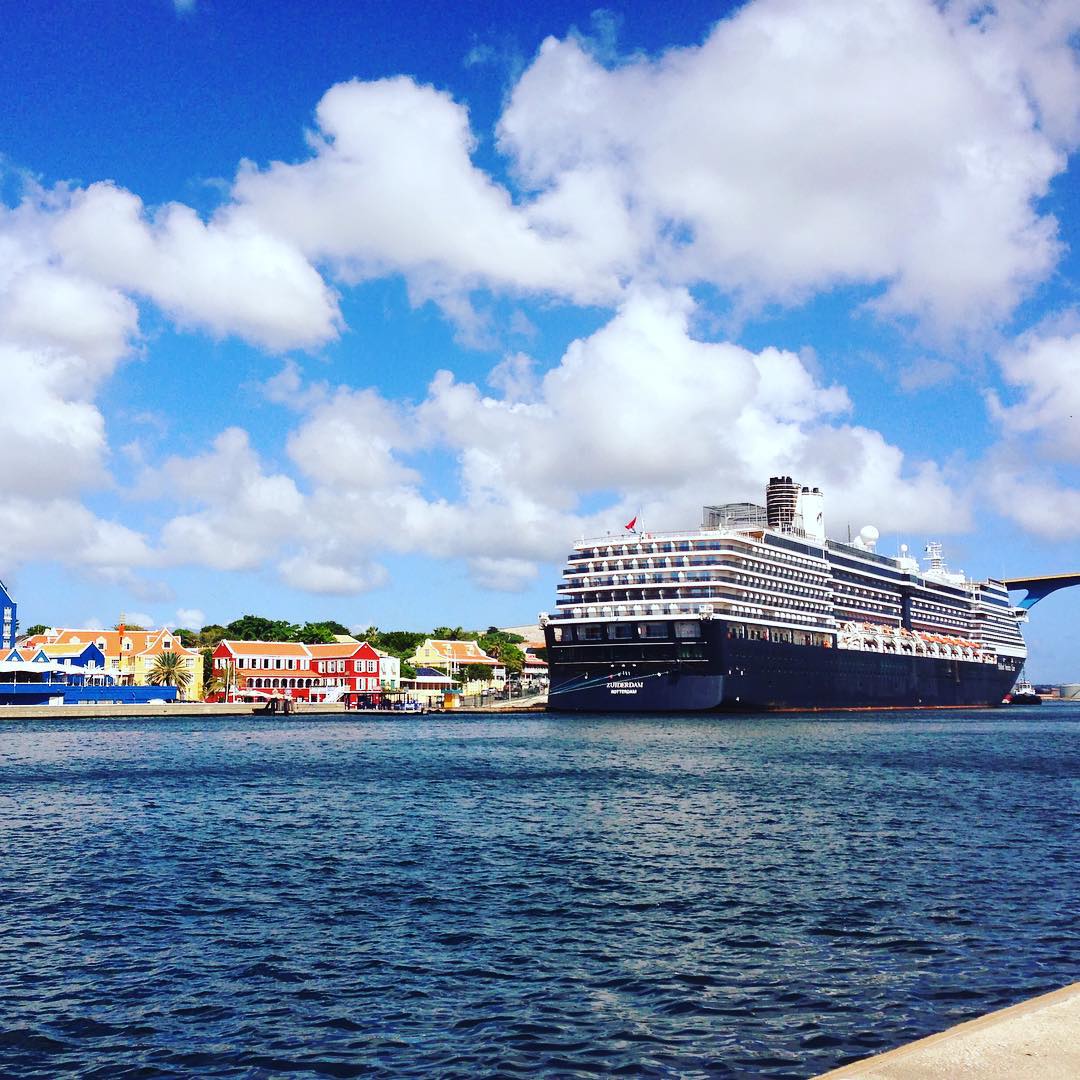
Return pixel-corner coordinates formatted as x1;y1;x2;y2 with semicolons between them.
210;639;383;703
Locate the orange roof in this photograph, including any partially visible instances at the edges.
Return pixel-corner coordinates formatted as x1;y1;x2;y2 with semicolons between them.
425;639;499;664
218;640;311;658
36;642;102;657
306;642;375;659
29;628;195;658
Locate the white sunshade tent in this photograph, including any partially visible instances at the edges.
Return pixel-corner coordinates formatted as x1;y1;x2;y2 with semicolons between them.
0;660;99;676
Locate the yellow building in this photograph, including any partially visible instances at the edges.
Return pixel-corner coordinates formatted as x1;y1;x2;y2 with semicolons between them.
24;627;204;700
408;639;506;696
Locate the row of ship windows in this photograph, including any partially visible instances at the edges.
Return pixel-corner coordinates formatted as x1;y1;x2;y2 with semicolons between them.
562;588;827;611
727;623;832;646
572;555;827;578
551;621;703;643
564;572;829;596
578;544;820;570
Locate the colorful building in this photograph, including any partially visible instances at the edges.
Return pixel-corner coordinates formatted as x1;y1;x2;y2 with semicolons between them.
7;641;108;672
408;639;506;695
23;627;203;700
375;649;401;689
0;579;16;650
210;639;383;702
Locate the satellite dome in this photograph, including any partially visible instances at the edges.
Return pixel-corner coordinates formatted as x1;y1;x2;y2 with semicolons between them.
859;525;879;550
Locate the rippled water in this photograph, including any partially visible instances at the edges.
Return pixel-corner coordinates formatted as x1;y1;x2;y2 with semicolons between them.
0;708;1076;1078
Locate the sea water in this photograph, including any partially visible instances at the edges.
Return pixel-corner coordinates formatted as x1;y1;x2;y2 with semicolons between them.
0;709;1076;1078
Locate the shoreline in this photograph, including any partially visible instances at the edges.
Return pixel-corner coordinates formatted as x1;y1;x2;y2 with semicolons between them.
0;700;549;720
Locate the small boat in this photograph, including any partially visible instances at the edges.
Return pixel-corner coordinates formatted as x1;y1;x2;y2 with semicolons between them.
1005;677;1042;705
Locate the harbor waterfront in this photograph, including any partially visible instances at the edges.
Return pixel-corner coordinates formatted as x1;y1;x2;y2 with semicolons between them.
0;708;1075;1077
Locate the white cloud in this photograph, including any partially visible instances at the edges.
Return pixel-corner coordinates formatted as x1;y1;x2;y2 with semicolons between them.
498;0;1076;330
988;325;1080;459
151;428;306;570
230;77;622;308
0;497;153;569
277;554;388;595
6;0;1075;605
176;608;205;628
0;345;109;494
155;288;958;593
286;387;420;489
53;182;341;351
467;556;540;592
985;462;1080;540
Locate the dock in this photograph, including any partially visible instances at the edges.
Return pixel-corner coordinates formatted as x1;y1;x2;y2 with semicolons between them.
0;697;548;720
816;982;1080;1079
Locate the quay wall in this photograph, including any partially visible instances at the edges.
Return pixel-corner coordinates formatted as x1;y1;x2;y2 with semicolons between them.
816;982;1080;1079
0;700;548;720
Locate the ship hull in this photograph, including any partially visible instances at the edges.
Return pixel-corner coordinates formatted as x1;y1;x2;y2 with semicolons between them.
544;621;1021;712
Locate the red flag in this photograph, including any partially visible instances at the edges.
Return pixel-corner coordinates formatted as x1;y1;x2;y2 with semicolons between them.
625;516;637;531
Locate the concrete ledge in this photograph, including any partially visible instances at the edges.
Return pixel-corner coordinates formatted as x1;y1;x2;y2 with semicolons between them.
816;982;1080;1079
0;701;548;720
0;701;344;720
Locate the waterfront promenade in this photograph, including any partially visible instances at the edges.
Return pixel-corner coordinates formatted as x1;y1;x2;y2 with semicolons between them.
0;694;549;720
818;982;1080;1079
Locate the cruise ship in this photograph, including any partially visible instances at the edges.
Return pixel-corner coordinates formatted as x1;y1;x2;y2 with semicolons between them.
540;477;1028;711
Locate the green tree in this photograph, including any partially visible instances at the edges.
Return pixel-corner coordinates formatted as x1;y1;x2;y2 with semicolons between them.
476;629;526;676
199;624;228;647
147;652;192;694
376;630;427;658
295;621;337;644
23;624;49;637
173;628;199;647
224;615;299;641
495;642;525;676
432;626;477;641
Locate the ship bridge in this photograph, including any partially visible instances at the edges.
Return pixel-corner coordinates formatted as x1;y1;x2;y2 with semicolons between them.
1003;573;1080;610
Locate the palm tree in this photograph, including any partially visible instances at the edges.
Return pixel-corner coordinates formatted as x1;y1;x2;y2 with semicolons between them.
148;652;192;697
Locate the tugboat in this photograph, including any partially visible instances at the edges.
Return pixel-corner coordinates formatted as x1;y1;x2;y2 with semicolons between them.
1005;672;1042;705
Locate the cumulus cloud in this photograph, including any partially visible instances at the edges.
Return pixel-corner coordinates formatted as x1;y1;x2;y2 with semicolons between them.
4;0;1076;604
151;428;306;570
145;289;961;594
498;0;1076;330
0;497;153;569
277;554;388;595
175;608;205;628
988;324;1080;459
286;387;420;489
231;77;621;310
53;182;340;351
985;461;1080;540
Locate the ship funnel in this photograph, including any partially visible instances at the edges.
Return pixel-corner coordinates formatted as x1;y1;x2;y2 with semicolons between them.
797;486;826;543
766;476;800;531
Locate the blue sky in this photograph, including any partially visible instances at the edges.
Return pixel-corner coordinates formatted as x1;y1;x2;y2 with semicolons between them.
2;0;1079;680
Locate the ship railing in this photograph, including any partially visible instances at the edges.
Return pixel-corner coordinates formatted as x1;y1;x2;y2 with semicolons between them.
571;526;766;551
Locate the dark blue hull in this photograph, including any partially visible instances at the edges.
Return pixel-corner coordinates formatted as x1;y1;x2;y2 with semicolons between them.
544;622;1021;712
